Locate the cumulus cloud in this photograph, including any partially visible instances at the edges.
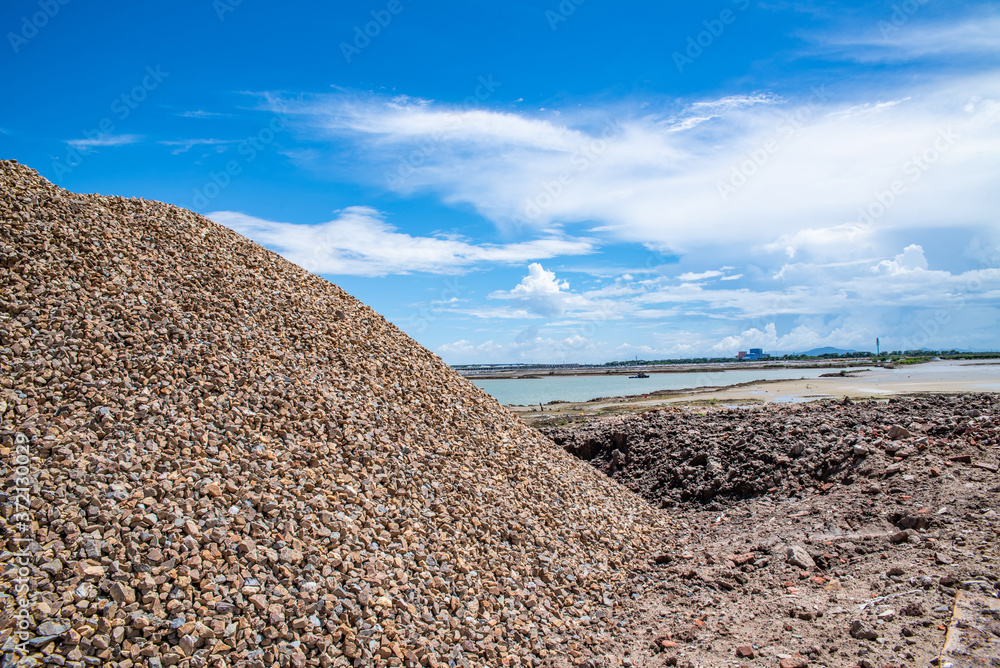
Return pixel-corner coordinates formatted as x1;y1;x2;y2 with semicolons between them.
488;263;586;317
209;210;597;277
761;223;874;260
463;247;1000;333
712;323;780;353
872;244;929;275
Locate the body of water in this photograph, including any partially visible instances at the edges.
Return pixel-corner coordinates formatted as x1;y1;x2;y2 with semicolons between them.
470;367;869;405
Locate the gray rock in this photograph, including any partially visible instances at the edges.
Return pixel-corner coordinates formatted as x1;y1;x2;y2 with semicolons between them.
784;544;816;570
850;619;878;640
887;425;912;440
890;529;918;544
37;621;69;637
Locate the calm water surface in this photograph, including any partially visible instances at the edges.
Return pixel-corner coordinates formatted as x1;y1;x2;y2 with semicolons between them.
470;368;869;405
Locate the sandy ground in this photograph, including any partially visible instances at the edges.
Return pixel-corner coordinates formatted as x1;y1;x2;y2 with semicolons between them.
512;361;1000;426
709;361;1000;403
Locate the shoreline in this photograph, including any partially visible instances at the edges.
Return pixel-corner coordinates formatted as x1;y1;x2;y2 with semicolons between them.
458;359;871;380
508;360;1000;425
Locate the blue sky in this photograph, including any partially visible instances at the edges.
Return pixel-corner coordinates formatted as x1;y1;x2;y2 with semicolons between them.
3;1;999;363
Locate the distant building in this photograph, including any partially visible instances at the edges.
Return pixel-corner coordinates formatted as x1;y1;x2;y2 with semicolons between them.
743;347;770;361
737;351;747;360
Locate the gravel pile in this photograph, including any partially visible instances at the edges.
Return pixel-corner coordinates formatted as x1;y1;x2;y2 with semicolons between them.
0;161;661;668
542;395;999;508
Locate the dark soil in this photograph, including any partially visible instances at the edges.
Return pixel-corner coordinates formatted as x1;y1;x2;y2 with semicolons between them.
539;395;1000;667
542;395;999;510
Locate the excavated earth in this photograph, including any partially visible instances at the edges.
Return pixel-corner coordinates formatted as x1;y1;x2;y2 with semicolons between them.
0;161;665;668
541;395;1000;668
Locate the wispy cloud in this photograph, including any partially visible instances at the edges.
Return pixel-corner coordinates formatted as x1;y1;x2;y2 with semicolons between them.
66;134;143;150
209;208;598;277
815;14;1000;63
297;93;587;151
159;138;239;155
266;71;1000;252
666;93;781;132
178;110;233;118
678;270;723;282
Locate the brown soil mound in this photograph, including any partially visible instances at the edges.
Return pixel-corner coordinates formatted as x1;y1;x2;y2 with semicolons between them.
542;395;999;509
0;161;660;668
541;397;1000;667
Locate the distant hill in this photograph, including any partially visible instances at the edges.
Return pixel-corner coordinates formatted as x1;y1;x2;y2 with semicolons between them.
799;347;860;356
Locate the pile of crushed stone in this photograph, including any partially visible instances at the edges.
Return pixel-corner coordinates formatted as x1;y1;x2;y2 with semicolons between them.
0;161;662;668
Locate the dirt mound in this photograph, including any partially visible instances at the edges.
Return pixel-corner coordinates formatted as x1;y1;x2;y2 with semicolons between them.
542;395;999;509
0;161;661;668
541;395;1000;667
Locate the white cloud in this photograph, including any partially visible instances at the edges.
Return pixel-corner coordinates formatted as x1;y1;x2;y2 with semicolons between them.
616;343;654;354
479;263;660;323
436;331;596;363
817;14;1000;63
159;138;238;155
209;210;597;277
269;71;1000;252
761;223;874;260
302;93;586;151
689;94;781;112
488;263;586;317
872;244;929;275
678;270;723;282
66;134;143;150
178;110;233;118
665;94;780;132
474;248;999;329
628;247;1000;320
708;318;881;356
712;323;780;353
